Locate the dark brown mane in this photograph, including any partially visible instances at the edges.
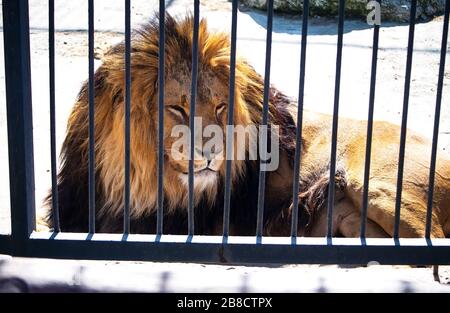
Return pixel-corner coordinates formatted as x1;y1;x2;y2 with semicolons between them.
297;165;347;235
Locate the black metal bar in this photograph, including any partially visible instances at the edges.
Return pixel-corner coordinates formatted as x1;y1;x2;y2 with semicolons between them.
0;235;12;254
88;0;95;234
361;0;380;238
1;235;450;265
223;0;238;237
156;0;165;236
425;0;449;239
188;0;200;236
3;0;36;241
256;0;274;238
49;0;60;232
394;0;417;239
327;0;345;239
290;0;309;238
123;0;131;234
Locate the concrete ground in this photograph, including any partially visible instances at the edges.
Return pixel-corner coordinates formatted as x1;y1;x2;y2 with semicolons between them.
0;255;449;292
0;0;449;292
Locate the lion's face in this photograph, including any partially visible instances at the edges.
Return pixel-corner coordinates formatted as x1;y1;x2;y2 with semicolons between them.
162;69;229;192
93;16;260;218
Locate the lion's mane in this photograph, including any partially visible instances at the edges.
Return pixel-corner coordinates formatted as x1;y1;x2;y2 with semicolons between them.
46;14;298;234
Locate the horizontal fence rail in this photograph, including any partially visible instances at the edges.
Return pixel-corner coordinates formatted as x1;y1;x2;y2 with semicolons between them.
1;0;450;265
1;234;450;265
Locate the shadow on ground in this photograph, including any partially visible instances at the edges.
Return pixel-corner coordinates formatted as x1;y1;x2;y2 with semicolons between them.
240;5;411;36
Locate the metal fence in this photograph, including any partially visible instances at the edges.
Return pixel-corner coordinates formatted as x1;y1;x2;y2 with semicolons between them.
0;0;450;265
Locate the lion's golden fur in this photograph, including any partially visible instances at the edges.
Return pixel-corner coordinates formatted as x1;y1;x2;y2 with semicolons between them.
293;110;450;238
67;16;271;218
46;14;297;233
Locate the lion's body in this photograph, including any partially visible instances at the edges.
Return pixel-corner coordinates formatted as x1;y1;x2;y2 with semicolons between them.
295;110;450;238
45;14;450;238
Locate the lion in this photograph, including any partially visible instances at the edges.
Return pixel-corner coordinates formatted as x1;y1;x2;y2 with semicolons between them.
45;14;450;238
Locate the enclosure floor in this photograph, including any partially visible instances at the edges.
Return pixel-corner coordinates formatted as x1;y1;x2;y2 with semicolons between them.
0;255;449;292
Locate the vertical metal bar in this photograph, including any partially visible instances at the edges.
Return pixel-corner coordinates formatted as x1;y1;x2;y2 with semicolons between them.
88;0;95;234
156;0;165;236
49;0;60;232
290;0;309;238
394;0;417;239
360;0;380;238
326;0;345;239
3;0;36;240
222;0;238;237
256;0;274;238
425;0;449;239
188;0;200;236
123;0;131;234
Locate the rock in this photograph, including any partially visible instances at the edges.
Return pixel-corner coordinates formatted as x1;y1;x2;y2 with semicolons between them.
239;0;447;22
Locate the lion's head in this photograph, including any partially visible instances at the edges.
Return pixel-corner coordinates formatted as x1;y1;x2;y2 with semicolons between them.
69;15;274;219
51;14;296;233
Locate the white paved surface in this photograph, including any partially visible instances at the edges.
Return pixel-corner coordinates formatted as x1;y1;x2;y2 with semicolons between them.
0;256;449;292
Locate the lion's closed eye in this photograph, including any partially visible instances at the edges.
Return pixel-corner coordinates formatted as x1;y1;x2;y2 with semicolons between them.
215;102;227;121
167;105;187;121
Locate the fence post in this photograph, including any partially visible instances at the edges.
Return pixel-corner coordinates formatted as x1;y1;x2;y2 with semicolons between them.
3;0;36;244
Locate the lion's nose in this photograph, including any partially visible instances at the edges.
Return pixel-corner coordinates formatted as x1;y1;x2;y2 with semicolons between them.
204;148;223;162
203;148;212;161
